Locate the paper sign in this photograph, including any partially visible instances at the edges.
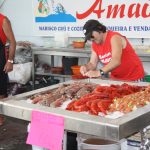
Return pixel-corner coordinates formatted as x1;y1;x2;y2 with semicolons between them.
26;110;64;150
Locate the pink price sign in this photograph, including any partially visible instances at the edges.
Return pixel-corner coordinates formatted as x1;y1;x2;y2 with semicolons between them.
26;110;64;150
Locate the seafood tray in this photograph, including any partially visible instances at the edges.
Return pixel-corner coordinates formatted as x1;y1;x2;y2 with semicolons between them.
0;79;150;141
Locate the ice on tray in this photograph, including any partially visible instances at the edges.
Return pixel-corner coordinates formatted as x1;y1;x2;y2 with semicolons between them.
26;98;33;104
105;111;124;119
60;99;72;109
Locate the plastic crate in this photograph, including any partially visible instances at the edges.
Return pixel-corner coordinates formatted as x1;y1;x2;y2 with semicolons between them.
62;57;78;75
144;75;150;82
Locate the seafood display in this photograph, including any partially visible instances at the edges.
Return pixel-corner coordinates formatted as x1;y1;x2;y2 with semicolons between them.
28;82;148;116
109;85;150;113
66;83;145;115
29;82;97;107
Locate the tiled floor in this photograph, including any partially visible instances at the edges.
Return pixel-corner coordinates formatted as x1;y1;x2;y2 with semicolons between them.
0;116;32;150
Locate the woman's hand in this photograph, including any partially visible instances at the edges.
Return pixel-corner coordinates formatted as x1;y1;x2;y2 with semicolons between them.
80;65;88;76
3;61;13;73
85;70;101;78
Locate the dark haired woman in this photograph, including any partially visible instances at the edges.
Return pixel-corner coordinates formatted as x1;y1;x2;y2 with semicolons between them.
80;19;144;82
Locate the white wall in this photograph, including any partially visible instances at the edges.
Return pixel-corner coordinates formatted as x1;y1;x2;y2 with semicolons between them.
1;0;150;45
1;0;32;36
1;0;150;74
0;0;44;45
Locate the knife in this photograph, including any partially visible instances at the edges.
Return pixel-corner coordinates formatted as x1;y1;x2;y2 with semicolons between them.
88;77;90;83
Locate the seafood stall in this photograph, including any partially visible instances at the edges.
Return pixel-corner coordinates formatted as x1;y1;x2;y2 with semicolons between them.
0;79;150;143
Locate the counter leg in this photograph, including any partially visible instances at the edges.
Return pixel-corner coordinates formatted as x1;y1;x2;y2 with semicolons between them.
63;77;65;82
32;53;35;89
51;55;54;80
63;130;67;150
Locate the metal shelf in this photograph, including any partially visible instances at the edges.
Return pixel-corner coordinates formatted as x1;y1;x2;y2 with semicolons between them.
32;47;91;89
35;72;71;78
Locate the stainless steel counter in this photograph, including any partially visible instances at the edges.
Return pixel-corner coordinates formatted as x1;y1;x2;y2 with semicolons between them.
1;79;150;141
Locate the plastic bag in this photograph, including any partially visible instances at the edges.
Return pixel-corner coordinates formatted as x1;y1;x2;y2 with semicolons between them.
8;62;32;84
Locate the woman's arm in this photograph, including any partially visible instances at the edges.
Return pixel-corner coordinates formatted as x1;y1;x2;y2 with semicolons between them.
80;49;99;75
3;17;16;73
101;34;124;74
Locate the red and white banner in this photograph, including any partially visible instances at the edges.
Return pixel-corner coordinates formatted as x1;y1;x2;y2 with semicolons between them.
32;0;150;38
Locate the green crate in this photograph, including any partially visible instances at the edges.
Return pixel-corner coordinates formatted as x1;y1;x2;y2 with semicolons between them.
144;75;150;82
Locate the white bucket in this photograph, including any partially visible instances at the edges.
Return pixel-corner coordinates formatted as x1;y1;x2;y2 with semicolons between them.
80;138;121;150
77;134;121;150
54;32;68;48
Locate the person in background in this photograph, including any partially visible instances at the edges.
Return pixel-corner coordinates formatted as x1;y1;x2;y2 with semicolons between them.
0;13;16;125
80;19;144;81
